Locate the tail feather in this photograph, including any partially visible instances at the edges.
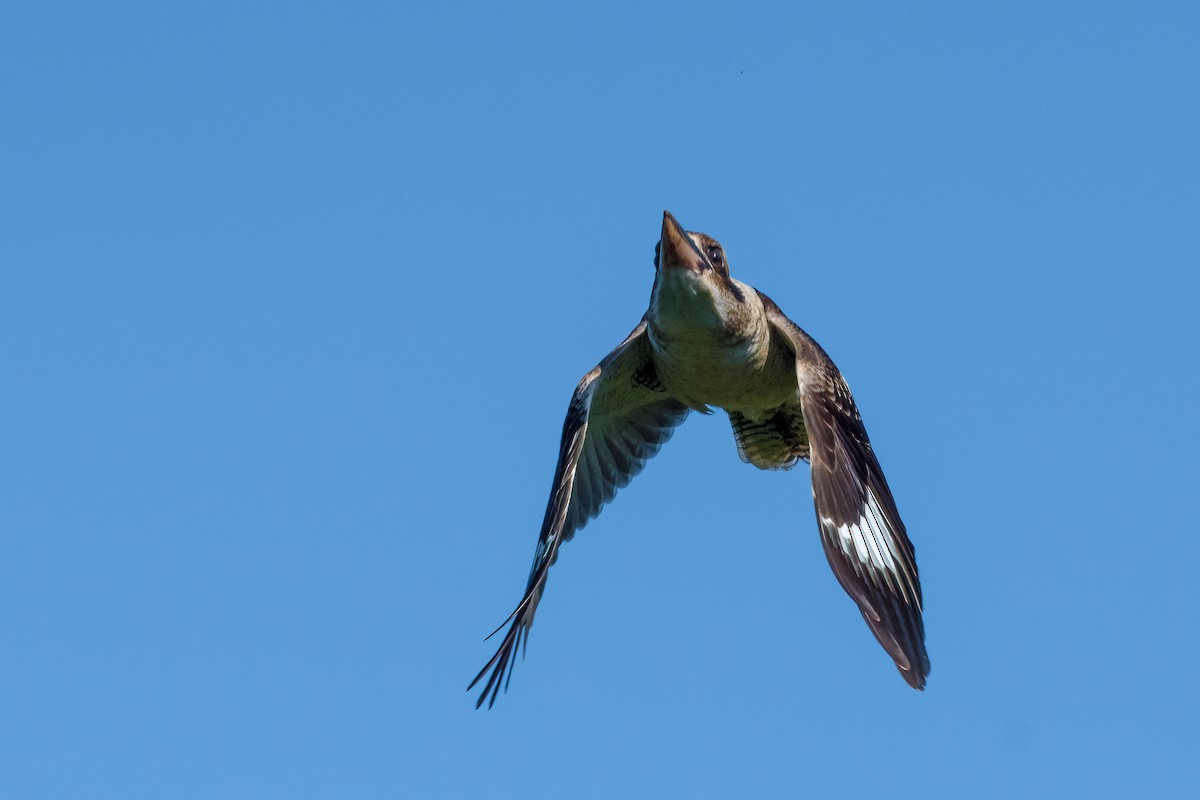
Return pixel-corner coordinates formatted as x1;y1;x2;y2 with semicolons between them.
728;404;810;470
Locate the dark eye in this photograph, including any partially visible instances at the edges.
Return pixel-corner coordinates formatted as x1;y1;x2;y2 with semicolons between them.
707;246;723;266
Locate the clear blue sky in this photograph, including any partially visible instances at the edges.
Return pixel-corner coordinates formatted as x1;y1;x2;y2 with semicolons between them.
4;2;1199;798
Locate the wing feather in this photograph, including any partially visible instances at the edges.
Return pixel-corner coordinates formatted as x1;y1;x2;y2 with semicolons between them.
760;291;929;689
469;320;689;707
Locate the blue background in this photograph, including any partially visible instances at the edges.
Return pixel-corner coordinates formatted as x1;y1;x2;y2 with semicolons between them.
4;2;1198;797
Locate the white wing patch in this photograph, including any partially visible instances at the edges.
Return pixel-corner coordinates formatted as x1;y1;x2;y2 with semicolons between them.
820;488;917;604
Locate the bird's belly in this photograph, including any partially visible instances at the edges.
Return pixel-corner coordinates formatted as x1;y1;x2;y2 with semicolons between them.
654;335;796;413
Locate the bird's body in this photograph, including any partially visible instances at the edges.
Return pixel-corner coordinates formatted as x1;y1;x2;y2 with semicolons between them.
471;211;929;708
649;274;795;415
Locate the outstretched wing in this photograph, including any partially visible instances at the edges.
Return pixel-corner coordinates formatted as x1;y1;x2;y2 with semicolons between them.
470;320;690;708
760;292;929;689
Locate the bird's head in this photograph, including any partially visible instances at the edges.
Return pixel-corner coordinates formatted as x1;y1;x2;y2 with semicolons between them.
651;211;748;330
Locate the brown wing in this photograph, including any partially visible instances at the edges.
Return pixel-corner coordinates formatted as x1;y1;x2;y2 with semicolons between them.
760;291;929;689
469;320;690;708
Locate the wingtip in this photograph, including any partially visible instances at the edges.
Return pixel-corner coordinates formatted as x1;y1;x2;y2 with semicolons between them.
900;663;929;691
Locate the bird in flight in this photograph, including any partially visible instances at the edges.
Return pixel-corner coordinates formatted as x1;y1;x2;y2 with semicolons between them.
470;211;928;708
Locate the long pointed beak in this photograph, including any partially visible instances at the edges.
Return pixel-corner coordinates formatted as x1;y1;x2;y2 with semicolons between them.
660;210;708;274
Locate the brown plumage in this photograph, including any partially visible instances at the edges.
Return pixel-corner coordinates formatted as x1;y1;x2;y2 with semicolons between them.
470;211;928;707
